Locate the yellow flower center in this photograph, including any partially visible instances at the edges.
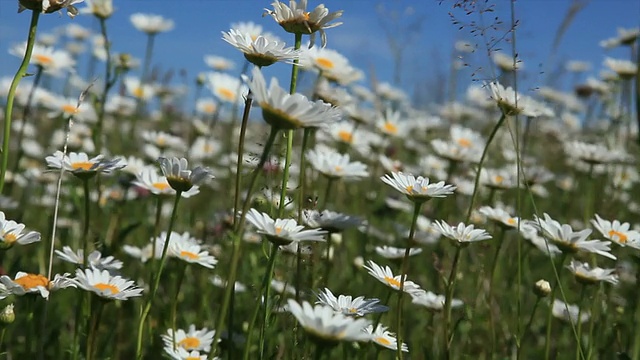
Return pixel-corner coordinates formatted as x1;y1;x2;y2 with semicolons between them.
14;274;49;290
133;87;145;98
275;227;283;235
203;143;214;153
348;307;358;314
334;166;343;173
337;130;353;143
152;182;170;191
203;104;216;114
180;251;199;260
316;57;334;69
62;104;78;115
376;336;392;346
71;162;94;171
457;138;472;147
608;230;628;243
186;357;200;360
156;137;167;147
302;12;310;21
383;122;398;135
384;276;401;288
217;88;235;102
507;218;516;225
2;232;17;244
178;337;201;350
494;175;504;183
33;54;53;65
405;185;413;193
94;283;120;294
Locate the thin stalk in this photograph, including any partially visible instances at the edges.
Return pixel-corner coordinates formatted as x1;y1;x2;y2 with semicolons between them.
544;253;567;360
575;285;587;360
81;179;92;268
94;17;114;153
488;226;507;353
277;129;294;218
171;263;188;350
135;191;182;359
443;246;463;360
1;10;41;195
395;202;422;360
141;33;156;84
85;298;104;360
516;297;541;359
150;196;164;276
322;232;333;288
259;245;279;360
232;89;254;227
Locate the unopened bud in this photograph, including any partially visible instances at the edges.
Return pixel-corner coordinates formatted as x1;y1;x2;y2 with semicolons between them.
533;279;551;298
0;304;15;325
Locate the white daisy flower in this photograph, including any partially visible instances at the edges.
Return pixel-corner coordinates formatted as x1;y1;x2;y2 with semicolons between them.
265;0;343;48
299;46;351;80
363;260;422;293
130;13;174;34
0;211;40;248
381;172;456;203
46;95;97;122
302;209;362;233
132;168;201;198
410;289;464;312
82;0;113;19
519;223;562;257
46;151;124;178
374;246;422;260
364;324;408;352
9;42;75;76
141;131;187;152
564;141;620;165
271;279;297;296
157;157;214;192
603;57;638;78
189;137;221;160
243;67;341;130
286;299;372;343
195;98;217;117
169;237;218;269
209;275;247;293
433;221;492;245
245;208;327;246
163;347;210;360
487;81;554;117
203;55;235;71
552;299;589;324
205;72;246;105
161;324;216;352
376;109;410;138
222;29;299;67
55;246;123;271
316;288;389;316
306;146;368;180
591;214;640;249
478;206;520;229
566;260;618;285
0;272;75;299
73;268;143;300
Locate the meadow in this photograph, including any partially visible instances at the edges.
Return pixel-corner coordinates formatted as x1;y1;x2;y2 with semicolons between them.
0;0;638;359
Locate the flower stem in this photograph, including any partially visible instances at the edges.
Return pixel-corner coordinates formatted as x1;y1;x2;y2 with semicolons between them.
94;17;114;153
135;190;181;359
488;226;507;353
85;297;104;360
575;285;587;360
396;201;422;360
233;89;254;227
0;10;40;195
516;297;540;359
443;245;463;359
544;253;567;360
278;129;294;217
82;179;92;268
171;263;188;350
259;244;279;360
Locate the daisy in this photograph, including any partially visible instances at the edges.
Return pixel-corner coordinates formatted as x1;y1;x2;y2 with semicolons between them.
243;67;341;130
316;288;389;316
286;299;372;344
73;268;143;300
271;279;297;296
381;172;456;203
564;141;619;165
130;13;174;34
566;260;618;285
0;211;40;249
104;95;137;116
195;98;217;118
19;0;84;17
141;131;187;152
46;151;124;179
222;29;299;67
530;213;615;260
306;146;368;180
265;0;343;48
157;157;214;192
410;290;464;312
9;43;75;76
0;272;75;299
203;55;235;71
210;275;247;293
364;324;408;352
133;168;201;198
123;76;156;101
363;260;422;293
205;72;246;105
492;52;523;72
600;27;639;48
189;137;221;160
433;221;492;246
169;236;218;269
55;246;123;271
46;95;97;122
245;208;326;246
163;347;210;360
299;46;350;78
82;0;113;19
376;109;410;138
302;209;362;233
591;214;640;249
552;299;589;324
519;223;562;257
487;81;553;117
375;246;422;260
161;324;216;352
603;57;638;79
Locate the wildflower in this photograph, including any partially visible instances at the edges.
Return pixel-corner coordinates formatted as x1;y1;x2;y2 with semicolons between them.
530;213;615;260
265;0;343;48
564;141;621;165
0;211;40;249
141;131;187;152
203;55;235;71
363;260;422;293
123;76;156;100
478;206;520;229
130;13;174;34
46;95;97;122
520;223;562;257
222;29;299;67
210;275;247;293
55;246;123;271
0;272;75;299
299;46;351;79
163;347;209;360
82;0;113;19
488;81;553;117
364;324;408;352
410;290;464;312
603;57;638;79
189;137;220;160
433;221;492;246
374;246;422;260
287;299;372;344
302;209;362;233
46;151;124;179
600;27;640;48
205;72;246;105
533;279;551;297
306;146;369;180
566;260;618;285
0;304;15;325
243;67;341;130
9;43;75;76
157;157;214;193
591;214;640;249
19;0;84;17
381;172;456;203
169;236;218;269
161;325;216;352
73;268;143;300
316;288;388;316
133;168;201;198
552;299;589;324
246;208;326;246
492;52;523;72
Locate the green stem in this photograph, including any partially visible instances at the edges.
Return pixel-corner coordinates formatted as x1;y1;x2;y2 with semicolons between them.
82;179;92;268
141;33;155;84
259;245;279;360
94;17;114;153
150;196;164;276
395;202;422;360
517;297;541;359
443;246;463;359
575;285;587;360
465;113;507;222
488;226;507;353
0;10;40;195
135;191;181;359
233;89;254;227
278;129;294;218
544;253;567;360
171;263;188;350
85;297;104;360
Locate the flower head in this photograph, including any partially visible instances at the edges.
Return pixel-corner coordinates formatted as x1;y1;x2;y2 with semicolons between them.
306;146;369;180
46;151;124;179
169;236;218;269
364;324;408;352
363;260;422;293
591;214;640;249
222;29;299;67
433;220;492;246
552;299;589;324
566;260;618;285
381;172;456;203
130;13;174;34
161;324;216;352
157;157;213;192
302;209;362;233
0;211;40;249
410;290;464;312
73;268;143;300
316;288;389;316
82;0;113;18
488;82;553;117
246;208;326;246
0;272;74;299
55;246;123;271
265;0;343;47
19;0;84;17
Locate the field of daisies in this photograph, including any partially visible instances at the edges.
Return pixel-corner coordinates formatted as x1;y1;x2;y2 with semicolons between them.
0;0;638;359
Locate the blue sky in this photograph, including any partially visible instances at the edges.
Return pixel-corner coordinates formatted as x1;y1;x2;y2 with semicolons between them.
0;0;638;102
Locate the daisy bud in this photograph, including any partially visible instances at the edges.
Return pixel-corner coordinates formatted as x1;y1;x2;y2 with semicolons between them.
0;304;15;325
533;279;551;298
353;256;364;268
